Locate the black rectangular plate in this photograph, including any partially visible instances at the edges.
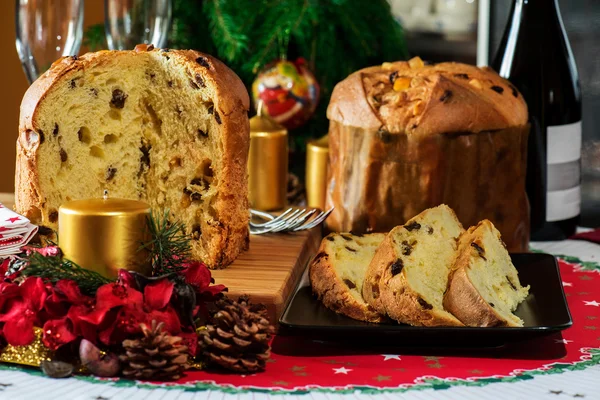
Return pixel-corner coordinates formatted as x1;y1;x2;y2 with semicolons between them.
279;253;572;347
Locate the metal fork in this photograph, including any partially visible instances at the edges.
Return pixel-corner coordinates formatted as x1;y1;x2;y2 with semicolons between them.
249;207;334;235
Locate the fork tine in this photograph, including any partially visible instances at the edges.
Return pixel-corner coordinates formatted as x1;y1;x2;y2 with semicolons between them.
294;208;334;231
272;209;311;232
286;209;315;229
250;208;294;227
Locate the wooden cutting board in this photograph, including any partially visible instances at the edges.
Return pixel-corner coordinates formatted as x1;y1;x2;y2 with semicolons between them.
0;193;322;324
212;229;322;324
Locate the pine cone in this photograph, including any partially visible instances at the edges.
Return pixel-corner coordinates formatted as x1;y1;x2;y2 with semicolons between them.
119;320;189;380
198;295;274;373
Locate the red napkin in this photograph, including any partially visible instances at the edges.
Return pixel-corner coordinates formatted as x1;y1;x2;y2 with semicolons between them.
570;228;600;244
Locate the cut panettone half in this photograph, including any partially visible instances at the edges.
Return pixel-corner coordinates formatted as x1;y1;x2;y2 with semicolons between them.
15;45;250;268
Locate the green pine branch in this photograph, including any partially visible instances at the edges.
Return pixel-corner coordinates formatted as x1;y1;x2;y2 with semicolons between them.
22;253;112;296
204;0;250;60
139;209;191;275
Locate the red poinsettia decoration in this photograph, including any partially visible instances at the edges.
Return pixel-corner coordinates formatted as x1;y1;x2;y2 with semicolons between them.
0;277;48;346
0;251;226;354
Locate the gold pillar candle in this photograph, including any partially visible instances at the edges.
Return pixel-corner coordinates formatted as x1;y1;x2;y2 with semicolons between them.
306;135;329;210
248;107;288;211
58;194;151;278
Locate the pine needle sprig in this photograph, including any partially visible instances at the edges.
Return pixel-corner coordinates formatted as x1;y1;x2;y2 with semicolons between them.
140;209;191;276
204;0;250;61
22;253;112;296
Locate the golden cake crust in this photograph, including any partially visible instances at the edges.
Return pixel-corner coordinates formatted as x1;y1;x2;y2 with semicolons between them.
309;233;386;323
15;44;250;268
327;60;527;136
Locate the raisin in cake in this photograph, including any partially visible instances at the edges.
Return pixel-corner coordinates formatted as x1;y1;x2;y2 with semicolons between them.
444;220;530;327
363;205;464;326
310;232;386;323
15;45;250;268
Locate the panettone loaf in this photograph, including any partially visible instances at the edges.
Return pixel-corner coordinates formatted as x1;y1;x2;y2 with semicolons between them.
309;232;386;323
326;57;530;252
15;45;250;268
444;220;530;327
363;205;464;326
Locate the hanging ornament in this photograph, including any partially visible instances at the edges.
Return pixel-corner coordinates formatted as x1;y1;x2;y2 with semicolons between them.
252;58;320;130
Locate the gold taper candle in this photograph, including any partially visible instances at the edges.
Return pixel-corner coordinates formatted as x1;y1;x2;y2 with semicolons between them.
306;135;329;210
248;104;288;211
58;194;151;278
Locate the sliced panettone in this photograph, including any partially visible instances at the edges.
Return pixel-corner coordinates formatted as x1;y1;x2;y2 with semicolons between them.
444;220;530;327
15;45;250;268
363;205;465;326
310;232;386;323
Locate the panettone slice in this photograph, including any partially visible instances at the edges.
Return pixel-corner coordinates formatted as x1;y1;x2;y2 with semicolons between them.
15;45;250;268
363;205;464;326
310;232;386;323
444;220;530;327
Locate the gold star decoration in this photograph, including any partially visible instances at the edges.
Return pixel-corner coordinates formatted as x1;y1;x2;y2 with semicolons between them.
273;380;289;386
423;356;442;362
0;328;53;367
470;369;484;374
584;326;597;330
427;363;443;369
579;275;592;281
373;375;391;382
290;366;305;372
586;316;597;320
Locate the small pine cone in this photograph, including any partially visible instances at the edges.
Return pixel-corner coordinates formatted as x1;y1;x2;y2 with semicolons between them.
119;320;189;380
198;295;274;373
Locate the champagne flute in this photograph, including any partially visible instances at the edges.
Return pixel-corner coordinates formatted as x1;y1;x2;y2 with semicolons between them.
104;0;172;50
15;0;84;84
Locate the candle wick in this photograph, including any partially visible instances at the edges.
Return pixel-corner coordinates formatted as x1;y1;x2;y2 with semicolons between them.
103;190;109;200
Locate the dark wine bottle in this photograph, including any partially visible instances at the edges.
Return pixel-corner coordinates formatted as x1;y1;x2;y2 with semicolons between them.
493;0;582;241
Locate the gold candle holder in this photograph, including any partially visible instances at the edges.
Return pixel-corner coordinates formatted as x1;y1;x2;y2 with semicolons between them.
248;105;288;211
58;192;151;278
306;135;329;210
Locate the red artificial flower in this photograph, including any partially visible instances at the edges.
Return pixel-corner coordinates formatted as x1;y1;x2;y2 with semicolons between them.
43;279;93;320
181;261;226;300
42;317;77;350
117;269;137;288
144;279;174;310
0;277;48;346
74;279;182;346
0;258;9;277
78;282;144;327
0;282;19;310
179;331;198;357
